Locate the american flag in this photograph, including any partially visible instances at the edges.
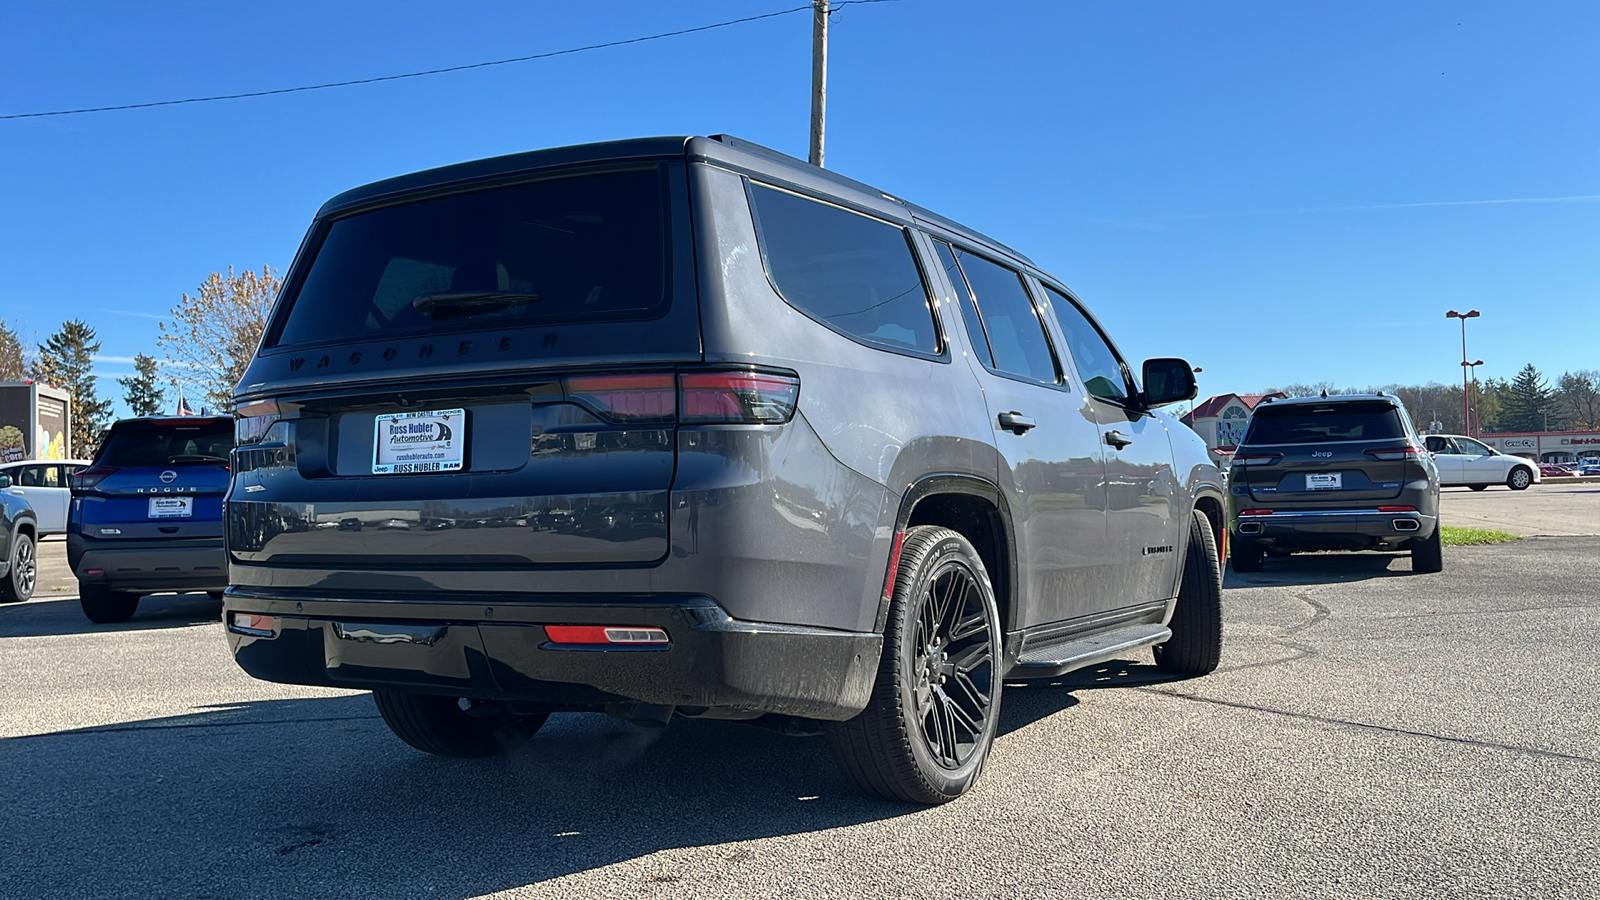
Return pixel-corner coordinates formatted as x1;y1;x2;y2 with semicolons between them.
175;387;195;416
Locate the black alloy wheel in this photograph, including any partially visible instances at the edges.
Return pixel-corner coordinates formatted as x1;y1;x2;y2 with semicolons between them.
0;532;35;603
827;526;1003;804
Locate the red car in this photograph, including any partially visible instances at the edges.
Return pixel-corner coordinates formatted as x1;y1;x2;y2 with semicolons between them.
1537;463;1575;478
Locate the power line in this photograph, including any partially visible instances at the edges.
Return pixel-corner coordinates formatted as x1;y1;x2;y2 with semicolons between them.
2;1;898;121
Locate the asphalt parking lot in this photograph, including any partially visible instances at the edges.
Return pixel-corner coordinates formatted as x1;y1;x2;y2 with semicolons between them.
3;487;1596;899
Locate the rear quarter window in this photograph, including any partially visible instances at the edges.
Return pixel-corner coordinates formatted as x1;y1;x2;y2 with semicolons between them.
1242;402;1407;445
747;183;940;357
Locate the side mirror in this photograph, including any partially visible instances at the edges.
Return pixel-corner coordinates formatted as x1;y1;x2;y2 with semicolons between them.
0;475;11;489
1141;358;1197;407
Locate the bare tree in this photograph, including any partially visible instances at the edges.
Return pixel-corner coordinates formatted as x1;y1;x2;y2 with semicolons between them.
158;265;281;409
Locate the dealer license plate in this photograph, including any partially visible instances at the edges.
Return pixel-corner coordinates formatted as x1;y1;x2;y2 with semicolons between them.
149;496;193;518
1306;472;1342;491
373;408;466;475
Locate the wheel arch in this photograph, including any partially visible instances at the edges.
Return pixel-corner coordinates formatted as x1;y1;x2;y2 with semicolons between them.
1190;489;1227;567
880;474;1017;634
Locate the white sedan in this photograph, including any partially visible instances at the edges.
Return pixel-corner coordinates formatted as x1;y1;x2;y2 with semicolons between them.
1422;435;1540;491
0;459;91;535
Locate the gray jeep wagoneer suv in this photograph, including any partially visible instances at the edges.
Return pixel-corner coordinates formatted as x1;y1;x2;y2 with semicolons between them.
223;135;1226;803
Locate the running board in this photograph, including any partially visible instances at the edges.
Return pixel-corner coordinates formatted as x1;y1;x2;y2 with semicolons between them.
1008;623;1171;678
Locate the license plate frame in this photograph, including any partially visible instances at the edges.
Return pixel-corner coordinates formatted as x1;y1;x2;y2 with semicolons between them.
148;496;194;518
1305;472;1343;491
372;408;466;475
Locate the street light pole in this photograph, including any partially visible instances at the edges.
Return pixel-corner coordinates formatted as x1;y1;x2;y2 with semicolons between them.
1446;309;1480;434
1462;359;1483;437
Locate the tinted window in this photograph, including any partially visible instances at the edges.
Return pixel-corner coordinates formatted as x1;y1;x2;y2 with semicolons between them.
1457;437;1492;455
271;168;671;348
97;421;234;467
1424;436;1456;453
932;241;993;368
1242;402;1407;445
948;249;1058;384
748;184;938;355
1045;286;1128;402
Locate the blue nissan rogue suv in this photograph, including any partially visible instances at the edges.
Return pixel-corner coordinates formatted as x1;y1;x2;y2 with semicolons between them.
68;415;233;623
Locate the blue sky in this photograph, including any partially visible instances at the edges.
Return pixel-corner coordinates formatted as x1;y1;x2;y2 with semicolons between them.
2;0;1595;417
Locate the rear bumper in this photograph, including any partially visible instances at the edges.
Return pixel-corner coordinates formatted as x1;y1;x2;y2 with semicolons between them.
1231;508;1437;551
68;535;228;591
222;590;882;721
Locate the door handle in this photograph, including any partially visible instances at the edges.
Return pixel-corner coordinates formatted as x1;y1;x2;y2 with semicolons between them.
997;412;1036;435
1105;430;1133;449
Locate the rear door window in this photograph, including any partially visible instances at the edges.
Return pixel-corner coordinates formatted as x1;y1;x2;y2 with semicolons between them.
269;167;672;349
937;243;1059;385
747;183;940;356
1243;402;1407;444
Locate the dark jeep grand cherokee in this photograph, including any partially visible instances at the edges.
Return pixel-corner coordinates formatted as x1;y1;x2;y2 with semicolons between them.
223;135;1226;803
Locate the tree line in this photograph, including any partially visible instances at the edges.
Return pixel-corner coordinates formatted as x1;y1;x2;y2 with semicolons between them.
0;266;279;456
1260;364;1600;434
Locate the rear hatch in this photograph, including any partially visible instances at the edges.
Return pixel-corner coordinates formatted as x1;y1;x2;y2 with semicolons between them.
71;418;233;539
1233;400;1417;505
226;155;775;571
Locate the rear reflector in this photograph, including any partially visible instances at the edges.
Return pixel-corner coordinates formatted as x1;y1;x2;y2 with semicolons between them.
230;612;277;636
1239;509;1274;516
544;625;670;645
1377;506;1417;513
882;530;907;602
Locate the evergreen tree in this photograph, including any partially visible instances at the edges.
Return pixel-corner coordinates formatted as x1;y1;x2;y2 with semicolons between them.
0;320;24;381
1499;364;1557;432
33;320;114;456
118;353;167;417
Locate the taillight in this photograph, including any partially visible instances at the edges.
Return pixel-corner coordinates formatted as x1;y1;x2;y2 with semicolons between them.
234;398;283;445
1232;453;1283;467
1365;446;1423;461
70;465;118;491
564;374;676;423
680;372;799;424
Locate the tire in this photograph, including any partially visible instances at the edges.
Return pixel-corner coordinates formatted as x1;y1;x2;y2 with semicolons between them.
0;532;36;603
826;526;1003;804
372;691;547;758
1229;536;1264;573
1469;484;1488;492
1155;510;1223;675
79;583;141;623
1411;525;1443;574
1507;467;1533;491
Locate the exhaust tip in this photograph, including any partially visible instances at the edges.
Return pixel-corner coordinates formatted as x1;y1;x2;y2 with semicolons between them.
1392;519;1419;532
1238;522;1264;535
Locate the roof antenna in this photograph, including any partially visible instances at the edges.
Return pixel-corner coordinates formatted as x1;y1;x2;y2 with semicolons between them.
1321;389;1328;398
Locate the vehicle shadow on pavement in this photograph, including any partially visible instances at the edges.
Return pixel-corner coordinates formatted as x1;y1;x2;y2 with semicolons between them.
0;592;221;638
1223;552;1411;589
1;694;918;898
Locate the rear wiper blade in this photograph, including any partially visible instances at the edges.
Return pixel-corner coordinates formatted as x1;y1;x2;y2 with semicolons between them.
168;454;228;464
411;292;541;321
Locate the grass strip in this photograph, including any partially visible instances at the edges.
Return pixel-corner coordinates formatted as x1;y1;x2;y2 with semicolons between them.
1440;526;1521;546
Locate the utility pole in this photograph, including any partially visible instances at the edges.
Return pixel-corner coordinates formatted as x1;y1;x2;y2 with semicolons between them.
810;0;828;167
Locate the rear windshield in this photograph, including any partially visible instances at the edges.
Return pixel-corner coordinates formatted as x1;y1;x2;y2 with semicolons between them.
269;167;670;349
96;421;234;467
1242;401;1407;445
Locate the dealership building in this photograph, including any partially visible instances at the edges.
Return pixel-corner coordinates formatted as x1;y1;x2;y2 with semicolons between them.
1469;431;1600;463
